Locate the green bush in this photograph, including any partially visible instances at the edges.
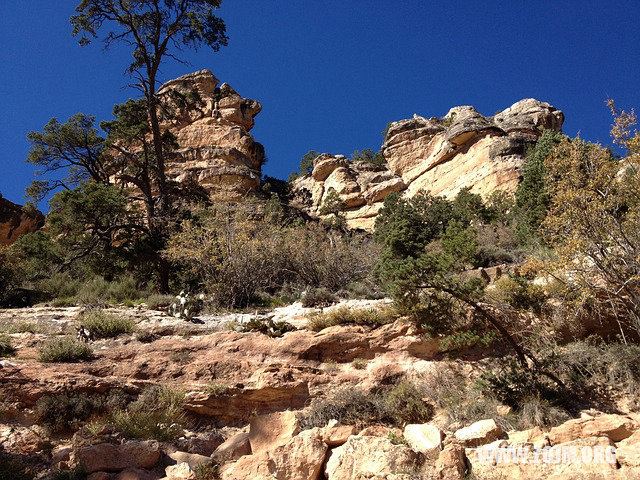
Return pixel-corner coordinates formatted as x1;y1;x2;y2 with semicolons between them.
105;386;186;441
0;335;16;357
78;310;135;338
488;276;546;313
193;463;220;480
38;337;93;363
299;380;432;429
135;331;159;343
308;306;397;332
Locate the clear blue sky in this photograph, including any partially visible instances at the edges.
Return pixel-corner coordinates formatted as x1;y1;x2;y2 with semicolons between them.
1;1;639;207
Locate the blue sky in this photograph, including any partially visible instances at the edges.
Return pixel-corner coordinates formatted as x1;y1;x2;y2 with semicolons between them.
1;1;640;207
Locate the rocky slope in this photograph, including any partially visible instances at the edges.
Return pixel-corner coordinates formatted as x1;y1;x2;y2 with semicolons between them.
158;69;265;199
291;99;564;230
1;303;639;479
0;196;44;246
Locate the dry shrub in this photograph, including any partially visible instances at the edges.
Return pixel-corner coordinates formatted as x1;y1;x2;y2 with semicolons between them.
299;379;432;429
165;201;379;308
307;306;398;332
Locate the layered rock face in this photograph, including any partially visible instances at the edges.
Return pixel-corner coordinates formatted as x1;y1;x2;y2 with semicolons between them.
0;196;44;246
292;99;563;230
158;70;265;199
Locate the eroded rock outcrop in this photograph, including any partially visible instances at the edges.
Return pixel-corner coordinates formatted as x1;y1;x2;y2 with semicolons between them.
158;70;265;199
292;99;563;230
0;196;44;245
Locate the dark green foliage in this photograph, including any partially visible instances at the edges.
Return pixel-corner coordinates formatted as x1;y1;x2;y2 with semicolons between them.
289;150;319;181
299;380;433;429
350;148;386;165
513;130;566;244
34;391;132;433
25;114;108;203
318;188;345;216
193;463;220;480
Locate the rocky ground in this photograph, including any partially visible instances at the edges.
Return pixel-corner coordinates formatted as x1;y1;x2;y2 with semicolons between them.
1;301;640;479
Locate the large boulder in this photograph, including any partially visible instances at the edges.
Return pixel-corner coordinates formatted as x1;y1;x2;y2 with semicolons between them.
403;423;444;456
324;436;421;479
152;69;265;199
74;441;161;474
249;411;300;454
547;414;638;444
454;419;503;447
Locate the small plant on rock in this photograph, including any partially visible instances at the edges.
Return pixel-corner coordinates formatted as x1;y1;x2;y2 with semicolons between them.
240;318;296;337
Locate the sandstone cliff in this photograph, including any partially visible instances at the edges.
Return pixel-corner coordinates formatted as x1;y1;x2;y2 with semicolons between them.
0;196;44;246
158;70;265;199
291;99;564;230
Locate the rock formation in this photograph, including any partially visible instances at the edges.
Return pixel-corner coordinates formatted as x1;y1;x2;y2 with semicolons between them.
0;196;44;246
291;98;564;230
158;69;265;199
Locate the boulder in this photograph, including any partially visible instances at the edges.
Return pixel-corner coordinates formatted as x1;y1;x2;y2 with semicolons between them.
403;423;444;455
269;428;328;480
114;469;155;480
322;421;356;447
324;436;421;479
548;414;638;444
167;451;212;469
454;419;502;447
74;441;161;474
614;430;640;467
211;432;252;461
436;444;468;480
249;410;300;454
165;462;195;480
175;431;224;456
87;473;111;480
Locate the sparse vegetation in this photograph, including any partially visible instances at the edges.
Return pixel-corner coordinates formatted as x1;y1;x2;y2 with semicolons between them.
308;306;398;331
38;337;93;363
239;318;296;337
78;310;135;338
146;293;175;310
34;391;132;433
0;335;16;357
299;379;433;429
301;287;338;308
104;386;187;441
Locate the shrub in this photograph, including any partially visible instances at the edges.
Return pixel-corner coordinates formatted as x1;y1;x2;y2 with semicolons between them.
106;386;186;441
33;391;132;433
299;380;433;429
165;202;378;308
135;331;158;343
78;310;135;338
0;335;16;357
308;306;398;332
204;381;231;396
169;291;204;321
75;275;147;305
0;322;41;334
301;288;338;308
422;366;569;431
193;463;220;480
38;337;93;363
240;318;296;337
0;452;35;480
146;293;175;310
350;148;386;165
487;277;547;313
